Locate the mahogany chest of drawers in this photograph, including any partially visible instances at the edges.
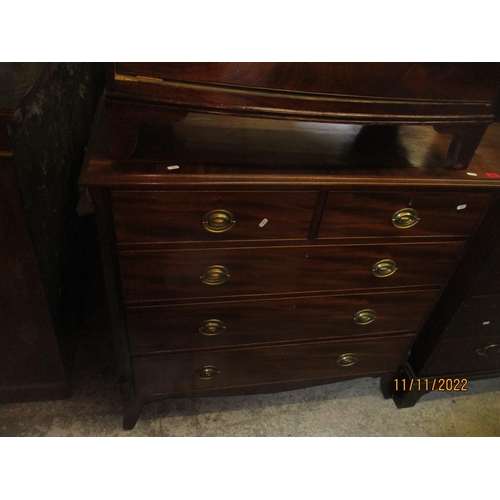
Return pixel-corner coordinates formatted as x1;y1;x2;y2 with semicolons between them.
81;94;500;428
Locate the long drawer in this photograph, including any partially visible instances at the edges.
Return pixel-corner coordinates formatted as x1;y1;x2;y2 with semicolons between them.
111;190;318;244
126;290;437;354
318;191;491;239
119;242;463;303
131;333;416;397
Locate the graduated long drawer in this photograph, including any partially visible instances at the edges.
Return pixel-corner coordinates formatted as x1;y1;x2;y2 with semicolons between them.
131;333;415;397
119;242;463;303
126;290;438;354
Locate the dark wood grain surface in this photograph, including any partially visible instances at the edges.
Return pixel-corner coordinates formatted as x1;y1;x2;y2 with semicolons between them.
319;191;492;239
115;63;500;101
119;242;463;304
126;290;437;354
112;190;318;244
131;333;415;397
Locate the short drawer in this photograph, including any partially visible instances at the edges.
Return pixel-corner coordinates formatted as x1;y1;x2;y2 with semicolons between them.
126;290;437;354
424;335;500;375
443;296;500;340
119;242;463;303
131;333;415;397
111;190;317;244
318;191;491;239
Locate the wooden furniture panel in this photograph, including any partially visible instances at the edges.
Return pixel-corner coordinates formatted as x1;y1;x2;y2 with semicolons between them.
319;191;492;239
106;63;500;168
424;336;500;375
111;190;318;244
119;242;463;303
115;63;500;101
131;333;416;397
126;290;438;354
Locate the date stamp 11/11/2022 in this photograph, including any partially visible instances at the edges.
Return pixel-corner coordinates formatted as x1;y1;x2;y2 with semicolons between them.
393;378;468;392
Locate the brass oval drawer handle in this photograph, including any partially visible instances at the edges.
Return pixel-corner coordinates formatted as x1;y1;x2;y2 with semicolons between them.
196;365;220;379
200;265;230;285
354;309;377;325
391;208;420;229
336;353;359;367
372;259;398;278
202;210;235;233
476;344;500;357
199;319;226;336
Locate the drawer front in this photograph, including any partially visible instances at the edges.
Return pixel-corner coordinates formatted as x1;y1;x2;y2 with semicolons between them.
132;334;415;397
111;191;317;244
119;242;463;303
318;191;491;239
442;296;500;341
424;336;500;375
126;290;437;354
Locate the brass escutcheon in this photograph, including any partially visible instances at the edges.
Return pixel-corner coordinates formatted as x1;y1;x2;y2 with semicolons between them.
199;319;226;336
476;344;500;357
391;208;420;229
354;309;377;325
202;210;235;233
200;265;230;285
196;365;220;379
336;353;359;367
372;259;398;278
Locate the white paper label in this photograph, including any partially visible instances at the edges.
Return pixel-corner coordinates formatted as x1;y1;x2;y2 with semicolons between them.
467;172;478;176
457;204;467;210
167;165;180;170
259;218;269;227
483;321;491;325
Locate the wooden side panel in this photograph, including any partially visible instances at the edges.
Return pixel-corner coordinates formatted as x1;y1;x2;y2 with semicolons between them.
119;242;463;303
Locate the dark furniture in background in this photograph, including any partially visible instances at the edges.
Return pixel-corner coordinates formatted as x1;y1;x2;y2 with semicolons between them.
393;187;500;407
0;63;104;403
81;63;500;429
